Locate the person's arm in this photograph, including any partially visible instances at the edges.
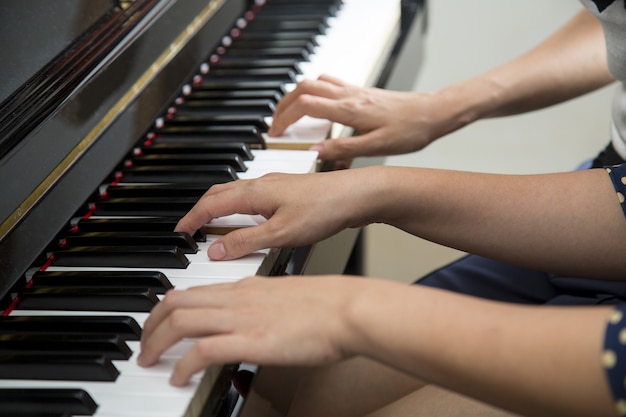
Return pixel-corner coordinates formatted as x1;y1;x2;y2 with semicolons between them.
268;8;614;161
137;275;618;417
175;165;626;279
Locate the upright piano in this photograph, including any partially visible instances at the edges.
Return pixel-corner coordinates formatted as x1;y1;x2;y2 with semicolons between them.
0;0;427;415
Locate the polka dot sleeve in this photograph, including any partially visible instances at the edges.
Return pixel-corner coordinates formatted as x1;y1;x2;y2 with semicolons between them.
605;164;626;220
603;305;626;415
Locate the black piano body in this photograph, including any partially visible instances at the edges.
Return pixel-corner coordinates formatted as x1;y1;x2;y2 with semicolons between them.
0;0;427;415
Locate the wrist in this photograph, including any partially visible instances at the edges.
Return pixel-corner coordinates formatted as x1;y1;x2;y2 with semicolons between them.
434;77;504;130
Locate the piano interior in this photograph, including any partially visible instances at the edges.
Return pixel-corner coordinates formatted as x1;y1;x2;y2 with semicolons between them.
0;0;427;415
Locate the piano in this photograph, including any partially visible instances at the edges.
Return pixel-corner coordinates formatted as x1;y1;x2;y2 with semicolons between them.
0;0;427;416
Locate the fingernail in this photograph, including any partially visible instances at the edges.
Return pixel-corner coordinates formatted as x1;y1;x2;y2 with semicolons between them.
208;242;226;260
136;353;146;367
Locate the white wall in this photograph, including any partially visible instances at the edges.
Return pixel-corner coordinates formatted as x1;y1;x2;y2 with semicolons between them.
364;0;617;283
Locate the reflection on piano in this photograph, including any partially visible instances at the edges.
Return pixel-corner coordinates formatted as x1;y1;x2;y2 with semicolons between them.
0;0;426;415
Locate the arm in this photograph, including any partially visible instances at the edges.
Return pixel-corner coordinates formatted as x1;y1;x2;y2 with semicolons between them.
176;166;626;279
137;276;617;417
268;8;614;161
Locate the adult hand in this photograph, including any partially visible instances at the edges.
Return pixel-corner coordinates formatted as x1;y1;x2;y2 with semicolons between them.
268;74;453;161
175;168;384;260
137;275;359;386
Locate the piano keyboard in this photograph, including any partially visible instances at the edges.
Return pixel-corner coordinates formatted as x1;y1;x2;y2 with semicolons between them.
0;0;403;416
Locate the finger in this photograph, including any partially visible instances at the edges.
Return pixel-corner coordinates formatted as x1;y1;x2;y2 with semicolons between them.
207;217;295;260
174;181;256;236
317;73;350;87
139;306;235;368
170;335;252;386
269;79;346;136
314;130;387;161
141;285;233;338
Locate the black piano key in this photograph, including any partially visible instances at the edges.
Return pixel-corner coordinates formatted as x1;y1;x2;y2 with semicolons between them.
91;197;197;217
203;68;297;83
130;153;248;171
30;270;174;294
254;10;336;21
0;354;119;381
228;39;316;55
0;315;142;340
119;164;238;183
221;47;310;61
243;20;327;34
194;79;286;92
152;125;265;147
0;333;132;360
104;183;210;198
15;287;160;312
255;1;341;14
186;88;284;103
72;218;207;242
50;246;190;269
176;98;276;117
60;231;198;254
0;388;98;416
166;114;269;132
234;30;319;43
139;141;254;160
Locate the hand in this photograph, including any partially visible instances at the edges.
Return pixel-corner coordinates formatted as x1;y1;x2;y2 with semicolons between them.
137;276;357;386
268;74;451;160
175;169;384;260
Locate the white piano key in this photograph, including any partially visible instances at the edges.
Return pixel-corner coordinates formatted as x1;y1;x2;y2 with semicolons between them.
264;0;401;148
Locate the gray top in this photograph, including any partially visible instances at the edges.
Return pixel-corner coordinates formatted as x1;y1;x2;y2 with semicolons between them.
579;0;626;159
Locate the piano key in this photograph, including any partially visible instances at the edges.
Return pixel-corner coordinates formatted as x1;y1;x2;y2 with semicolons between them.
151;125;266;147
129;153;248;172
118;164;238;183
103;184;210;199
226;40;316;55
45;238;270;280
51;246;190;269
0;376;206;417
29;270;174;294
0;388;98;416
201;68;297;83
220;47;310;61
0;315;142;340
243;20;328;33
0;333;132;360
176;99;276;118
253;10;336;21
194;79;286;92
60;232;198;254
166;114;269;131
71;218;206;242
137;141;255;160
234;29;320;43
185;87;284;102
90;197;197;217
0;354;119;382
15;287;160;312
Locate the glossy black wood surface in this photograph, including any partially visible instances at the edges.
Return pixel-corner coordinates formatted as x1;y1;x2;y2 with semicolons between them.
0;0;246;300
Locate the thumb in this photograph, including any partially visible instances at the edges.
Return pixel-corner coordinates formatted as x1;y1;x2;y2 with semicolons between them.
311;131;385;161
207;224;277;260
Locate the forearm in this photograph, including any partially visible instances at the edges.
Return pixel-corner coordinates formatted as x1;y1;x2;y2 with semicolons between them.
345;280;616;417
429;8;613;131
370;166;626;278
